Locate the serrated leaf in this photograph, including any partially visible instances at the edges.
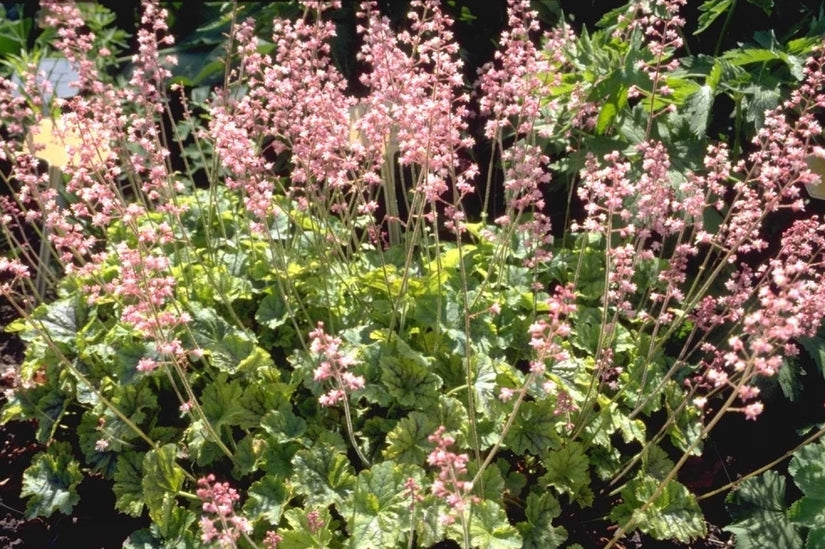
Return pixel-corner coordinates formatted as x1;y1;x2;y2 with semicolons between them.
292;443;356;507
142;444;185;529
505;400;562;456
201;374;257;430
244;475;289;525
686;84;713;137
279;507;335;549
186;304;255;373
383;411;437;465
261;408;307;443
468;500;522;549
540;442;593;506
642;445;674;482
348;462;418;548
787;439;825;530
113;451;145;517
31;298;80;345
152;494;199;542
596;100;618;135
380;347;442;409
777;358;804;402
612;476;706;543
696;0;733;35
798;336;825;380
725;470;802;548
21;441;82;518
517;492;568;549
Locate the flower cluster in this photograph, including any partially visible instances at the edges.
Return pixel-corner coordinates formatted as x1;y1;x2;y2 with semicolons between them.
427;426;477;524
527;284;576;376
308;322;365;407
196;474;251;548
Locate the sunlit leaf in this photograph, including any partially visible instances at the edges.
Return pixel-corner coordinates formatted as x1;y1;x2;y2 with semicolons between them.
21;441;82;519
725;470;801;548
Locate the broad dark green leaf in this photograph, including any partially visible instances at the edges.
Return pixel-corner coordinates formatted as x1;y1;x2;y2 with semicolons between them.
142;444;185;529
612;476;706;543
347;462;419;548
292;443;356;507
113;451;145;517
696;0;733;35
725;471;802;548
518;492;568;549
21;441;82;519
244;475;290;525
788;439;825;530
383;411;437;465
505;400;562;456
469;500;522;549
540;442;593;506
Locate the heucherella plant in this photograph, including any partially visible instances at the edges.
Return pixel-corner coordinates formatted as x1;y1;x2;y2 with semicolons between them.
3;0;825;547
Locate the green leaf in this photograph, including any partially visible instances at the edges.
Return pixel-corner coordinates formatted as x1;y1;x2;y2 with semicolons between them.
540;442;593;506
383;411;437;465
505;400;562;456
517;492;568;549
261;408;307;443
642;445;674;482
746;0;773;14
347;461;418;548
21;441;82;519
685;84;713;137
30;298;80;346
244;475;290;525
595;100;617;135
725;470;802;548
798;336;825;380
186;304;255;373
696;0;733;35
380;341;442;409
788;439;825;530
279;507;335;549
142;444;185;530
201;374;258;430
113;451;145;517
292;443;356;507
468;500;522;549
612;476;706;543
777;358;804;402
256;293;288;329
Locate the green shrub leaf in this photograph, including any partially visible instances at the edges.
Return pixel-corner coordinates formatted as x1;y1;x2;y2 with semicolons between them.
113;451;145;517
612;476;706;543
788;439;825;530
21;441;82;519
725;470;802;548
540;442;593;506
468;500;523;549
517;491;568;549
142;444;185;529
292;443;356;507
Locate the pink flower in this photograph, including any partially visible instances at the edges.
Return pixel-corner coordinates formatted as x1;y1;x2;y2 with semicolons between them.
743;402;764;421
308;322;365;407
427;426;478;523
196;475;251;546
263;531;283;549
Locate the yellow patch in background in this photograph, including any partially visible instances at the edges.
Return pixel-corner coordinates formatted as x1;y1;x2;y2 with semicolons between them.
26;116;110;170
